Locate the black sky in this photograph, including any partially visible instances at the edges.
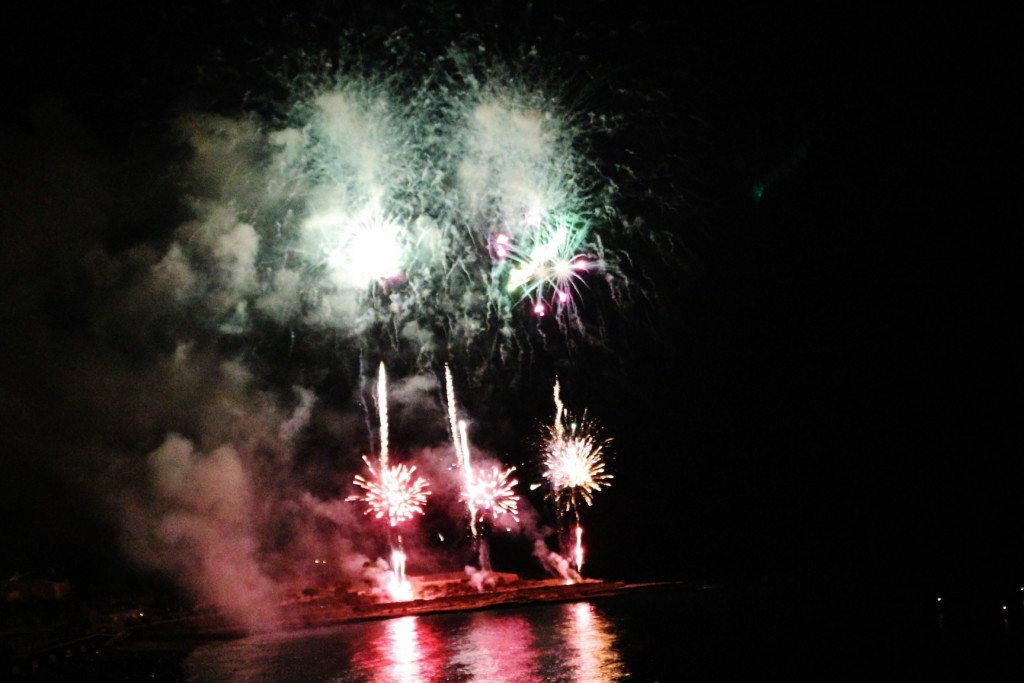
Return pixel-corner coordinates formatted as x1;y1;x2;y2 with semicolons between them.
0;2;1014;594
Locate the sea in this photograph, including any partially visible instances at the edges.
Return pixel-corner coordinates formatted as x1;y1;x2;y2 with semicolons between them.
23;579;1023;681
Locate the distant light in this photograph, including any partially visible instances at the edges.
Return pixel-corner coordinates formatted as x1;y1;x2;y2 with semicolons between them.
1003;605;1008;610
937;596;942;602
752;182;766;202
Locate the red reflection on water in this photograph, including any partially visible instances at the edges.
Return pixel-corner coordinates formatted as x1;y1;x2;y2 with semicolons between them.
354;616;446;683
456;612;542;682
563;602;625;682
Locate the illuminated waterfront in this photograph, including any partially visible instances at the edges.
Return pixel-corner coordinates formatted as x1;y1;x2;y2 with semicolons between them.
178;582;1020;682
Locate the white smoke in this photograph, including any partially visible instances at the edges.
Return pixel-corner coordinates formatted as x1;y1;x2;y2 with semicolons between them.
533;539;581;582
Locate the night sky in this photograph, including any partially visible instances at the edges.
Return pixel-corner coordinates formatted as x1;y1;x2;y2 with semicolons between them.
0;1;1014;603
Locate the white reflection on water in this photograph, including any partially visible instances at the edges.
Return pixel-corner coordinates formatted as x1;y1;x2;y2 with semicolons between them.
562;602;626;682
350;615;445;683
383;617;421;683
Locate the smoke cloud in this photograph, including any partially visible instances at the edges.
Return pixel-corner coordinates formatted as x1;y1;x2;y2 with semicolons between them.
1;34;636;632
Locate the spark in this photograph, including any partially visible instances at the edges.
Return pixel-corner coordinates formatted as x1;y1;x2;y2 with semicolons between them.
490;232;513;260
348;455;431;527
542;386;612;511
504;216;594;314
315;207;405;287
466;465;520;523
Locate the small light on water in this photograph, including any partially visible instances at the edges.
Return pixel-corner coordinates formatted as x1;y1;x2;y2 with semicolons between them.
936;596;942;603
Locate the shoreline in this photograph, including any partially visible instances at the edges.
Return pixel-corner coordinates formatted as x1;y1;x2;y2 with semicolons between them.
131;578;693;644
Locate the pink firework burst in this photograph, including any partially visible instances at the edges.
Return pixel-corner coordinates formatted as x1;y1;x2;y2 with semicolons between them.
467;465;520;522
348;455;431;526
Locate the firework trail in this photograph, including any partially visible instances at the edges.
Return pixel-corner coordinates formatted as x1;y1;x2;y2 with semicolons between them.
574;525;584;574
377;362;390;467
444;364;523;574
541;379;612;574
348;362;430;598
445;365;478;538
554;378;566;441
444;365;461;465
463;464;520;573
458;420;479;540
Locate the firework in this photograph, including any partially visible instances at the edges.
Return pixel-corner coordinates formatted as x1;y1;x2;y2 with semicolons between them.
467;465;520;523
348;455;431;527
310;205;405;288
502;216;595;315
542;411;612;511
444;363;522;574
160;39;642;385
541;380;611;576
348;363;431;527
